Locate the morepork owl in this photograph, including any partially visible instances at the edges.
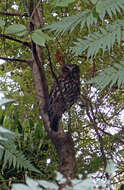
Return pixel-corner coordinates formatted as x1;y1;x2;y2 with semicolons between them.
48;64;80;132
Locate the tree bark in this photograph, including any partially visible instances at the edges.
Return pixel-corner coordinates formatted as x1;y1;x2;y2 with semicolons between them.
29;0;76;185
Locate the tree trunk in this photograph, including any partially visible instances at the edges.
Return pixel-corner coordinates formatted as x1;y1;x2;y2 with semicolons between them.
29;0;76;185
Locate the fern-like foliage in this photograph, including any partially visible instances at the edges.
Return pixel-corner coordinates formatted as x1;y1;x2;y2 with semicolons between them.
44;10;97;35
96;0;124;21
72;20;124;58
11;161;116;190
51;0;75;7
0;126;40;173
44;0;124;35
88;61;124;90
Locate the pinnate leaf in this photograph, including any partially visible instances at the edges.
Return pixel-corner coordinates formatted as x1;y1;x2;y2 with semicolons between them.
6;24;27;36
31;29;51;46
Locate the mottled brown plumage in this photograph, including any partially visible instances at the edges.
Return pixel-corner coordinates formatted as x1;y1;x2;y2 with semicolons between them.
48;64;80;131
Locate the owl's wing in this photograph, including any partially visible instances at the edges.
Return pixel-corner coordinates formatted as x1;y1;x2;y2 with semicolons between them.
48;75;63;104
49;82;58;106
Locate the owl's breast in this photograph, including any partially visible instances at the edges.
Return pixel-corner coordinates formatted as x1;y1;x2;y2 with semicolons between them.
61;79;80;108
63;79;80;93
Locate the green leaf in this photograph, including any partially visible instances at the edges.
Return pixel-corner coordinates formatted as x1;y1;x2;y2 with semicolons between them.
0;126;14;135
12;184;31;190
0;126;41;174
0;19;5;27
51;0;75;7
56;172;66;183
12;177;58;190
0;147;4;160
0;98;14;106
73;178;95;190
26;177;38;188
90;0;98;5
72;20;124;57
6;24;27;36
96;0;124;21
106;160;116;177
96;0;103;13
38;180;58;189
31;29;51;46
88;61;124;90
44;10;97;35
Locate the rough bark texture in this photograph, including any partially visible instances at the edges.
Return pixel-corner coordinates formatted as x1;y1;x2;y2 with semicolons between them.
29;1;76;186
51;133;76;179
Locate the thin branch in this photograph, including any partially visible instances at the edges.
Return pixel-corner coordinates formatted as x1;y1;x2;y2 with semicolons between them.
0;11;29;17
45;43;58;81
30;0;41;20
0;56;32;64
81;94;107;169
0;34;31;48
45;43;66;103
31;42;49;114
99;112;122;129
99;127;124;144
68;111;72;134
45;43;71;133
55;35;70;63
89;101;107;169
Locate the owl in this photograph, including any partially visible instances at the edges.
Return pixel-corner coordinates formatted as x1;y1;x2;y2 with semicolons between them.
48;64;80;132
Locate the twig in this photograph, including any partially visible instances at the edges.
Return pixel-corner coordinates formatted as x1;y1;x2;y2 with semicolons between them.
45;43;59;82
0;34;31;48
81;94;107;169
90;102;107;169
99;112;122;129
45;43;66;103
99;127;124;144
68;111;72;134
0;56;32;64
55;35;70;63
0;11;28;17
45;43;72;132
30;0;41;20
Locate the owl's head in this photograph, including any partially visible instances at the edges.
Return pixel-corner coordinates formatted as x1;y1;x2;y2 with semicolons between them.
62;64;80;79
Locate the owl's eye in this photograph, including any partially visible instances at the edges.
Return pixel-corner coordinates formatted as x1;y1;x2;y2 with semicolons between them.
73;67;77;72
63;67;69;72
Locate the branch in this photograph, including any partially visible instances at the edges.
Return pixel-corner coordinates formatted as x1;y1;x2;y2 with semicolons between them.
0;34;31;48
45;43;66;105
99;112;122;129
80;94;107;169
0;56;32;64
30;2;76;181
68;111;72;134
30;0;41;20
99;127;124;144
30;3;49;130
45;43;58;81
45;43;71;133
0;11;29;17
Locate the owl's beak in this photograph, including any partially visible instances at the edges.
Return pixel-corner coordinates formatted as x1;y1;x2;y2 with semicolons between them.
69;72;73;79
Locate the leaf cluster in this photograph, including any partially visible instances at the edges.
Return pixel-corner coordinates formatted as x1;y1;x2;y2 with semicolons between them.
11;160;116;190
89;61;124;89
0;126;40;174
0;0;124;188
44;0;124;89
